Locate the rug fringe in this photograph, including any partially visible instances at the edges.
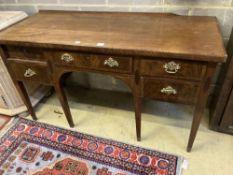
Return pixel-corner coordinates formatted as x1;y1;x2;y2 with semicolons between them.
177;158;188;175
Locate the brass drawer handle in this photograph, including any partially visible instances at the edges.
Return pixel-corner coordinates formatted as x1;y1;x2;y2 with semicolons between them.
161;86;177;95
61;53;74;63
24;68;36;78
163;61;180;74
104;57;119;68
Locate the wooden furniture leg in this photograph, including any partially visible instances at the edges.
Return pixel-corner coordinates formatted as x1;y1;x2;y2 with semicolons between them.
187;64;216;152
187;96;208;152
54;80;75;128
15;81;37;120
134;95;141;141
134;65;142;141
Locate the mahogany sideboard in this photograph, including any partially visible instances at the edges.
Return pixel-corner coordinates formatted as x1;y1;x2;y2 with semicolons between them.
0;11;226;152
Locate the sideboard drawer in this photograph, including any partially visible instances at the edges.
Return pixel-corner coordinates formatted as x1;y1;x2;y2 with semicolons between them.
8;59;51;84
140;59;205;80
52;52;133;73
142;77;199;104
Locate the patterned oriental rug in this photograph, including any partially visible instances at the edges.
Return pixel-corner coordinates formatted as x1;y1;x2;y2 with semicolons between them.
0;118;184;175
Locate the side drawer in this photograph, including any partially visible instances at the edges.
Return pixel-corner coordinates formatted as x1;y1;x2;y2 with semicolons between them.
7;59;51;84
141;77;199;104
52;52;133;73
139;59;205;80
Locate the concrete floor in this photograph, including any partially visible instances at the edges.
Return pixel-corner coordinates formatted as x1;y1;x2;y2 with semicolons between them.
28;86;233;175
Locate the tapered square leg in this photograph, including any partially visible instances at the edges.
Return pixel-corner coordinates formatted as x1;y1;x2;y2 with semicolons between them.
15;81;37;120
54;82;75;128
187;63;216;152
187;105;205;152
134;95;141;141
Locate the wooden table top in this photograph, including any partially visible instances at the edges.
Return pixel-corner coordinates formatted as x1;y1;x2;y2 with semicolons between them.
0;10;227;62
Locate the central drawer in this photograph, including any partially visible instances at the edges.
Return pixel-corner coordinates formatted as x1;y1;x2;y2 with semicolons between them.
142;77;199;104
51;52;133;73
